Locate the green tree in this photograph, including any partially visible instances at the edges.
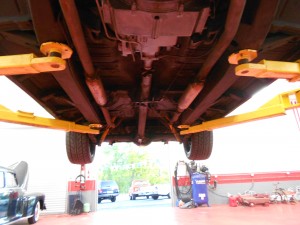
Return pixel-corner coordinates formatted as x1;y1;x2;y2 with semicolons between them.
98;143;170;193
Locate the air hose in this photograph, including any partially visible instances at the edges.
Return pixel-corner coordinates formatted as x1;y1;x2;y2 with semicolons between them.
174;161;193;203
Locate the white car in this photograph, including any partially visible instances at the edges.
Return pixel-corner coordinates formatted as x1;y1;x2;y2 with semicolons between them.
129;180;159;200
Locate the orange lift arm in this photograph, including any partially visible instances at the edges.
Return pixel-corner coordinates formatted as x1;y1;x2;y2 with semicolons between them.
228;49;300;82
0;42;73;75
180;50;300;135
179;88;300;135
0;42;101;134
0;104;100;134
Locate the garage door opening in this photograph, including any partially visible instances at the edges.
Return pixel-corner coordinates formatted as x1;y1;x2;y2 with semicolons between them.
91;142;184;211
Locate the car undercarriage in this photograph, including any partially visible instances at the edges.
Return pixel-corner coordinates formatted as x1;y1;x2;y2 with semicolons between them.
1;0;300;164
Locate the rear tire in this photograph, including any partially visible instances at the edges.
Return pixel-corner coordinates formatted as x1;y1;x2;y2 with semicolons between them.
152;195;159;200
111;196;116;202
28;201;40;224
66;132;96;164
183;131;213;160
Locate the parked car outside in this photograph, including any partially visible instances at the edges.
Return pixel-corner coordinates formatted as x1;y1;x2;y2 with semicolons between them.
0;161;46;225
129;180;159;200
154;184;171;199
98;180;119;203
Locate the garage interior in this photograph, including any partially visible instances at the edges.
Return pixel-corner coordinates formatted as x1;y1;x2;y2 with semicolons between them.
1;84;300;225
1;79;300;224
0;0;300;225
1;59;300;224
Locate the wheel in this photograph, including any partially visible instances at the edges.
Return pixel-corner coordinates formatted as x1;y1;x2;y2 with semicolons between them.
28;201;40;224
132;194;137;200
111;196;116;202
183;131;213;160
249;202;255;207
129;195;132;200
152;195;159;200
146;196;149;199
98;198;102;204
66;132;96;164
167;193;171;199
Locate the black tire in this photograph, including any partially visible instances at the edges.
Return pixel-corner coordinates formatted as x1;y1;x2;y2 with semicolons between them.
98;198;102;204
111;196;116;202
132;194;137;200
66;132;96;164
183;131;213;160
152;195;159;200
28;201;40;224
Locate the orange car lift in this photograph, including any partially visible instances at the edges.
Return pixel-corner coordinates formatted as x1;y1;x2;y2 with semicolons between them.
0;42;101;134
180;88;300;135
0;42;73;75
179;49;300;135
0;45;299;135
228;49;300;82
0;104;100;134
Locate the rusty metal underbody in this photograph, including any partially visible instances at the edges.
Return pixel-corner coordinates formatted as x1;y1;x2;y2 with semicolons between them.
1;45;299;136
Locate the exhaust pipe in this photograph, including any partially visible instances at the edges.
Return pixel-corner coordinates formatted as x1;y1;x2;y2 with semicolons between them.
171;82;204;123
137;72;152;144
59;0;114;127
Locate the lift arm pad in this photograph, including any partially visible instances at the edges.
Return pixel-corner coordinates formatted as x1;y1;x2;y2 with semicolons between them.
0;42;73;75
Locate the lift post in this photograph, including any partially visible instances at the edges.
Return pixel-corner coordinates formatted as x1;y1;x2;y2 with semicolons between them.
179;88;300;135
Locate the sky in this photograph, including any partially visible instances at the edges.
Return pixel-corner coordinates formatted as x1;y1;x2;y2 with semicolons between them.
0;76;300;175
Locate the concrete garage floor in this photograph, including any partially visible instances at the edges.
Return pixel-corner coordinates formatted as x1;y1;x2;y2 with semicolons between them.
13;203;300;225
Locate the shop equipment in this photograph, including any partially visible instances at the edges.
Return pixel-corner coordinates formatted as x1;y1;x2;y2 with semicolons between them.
191;172;209;206
173;161;193;204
